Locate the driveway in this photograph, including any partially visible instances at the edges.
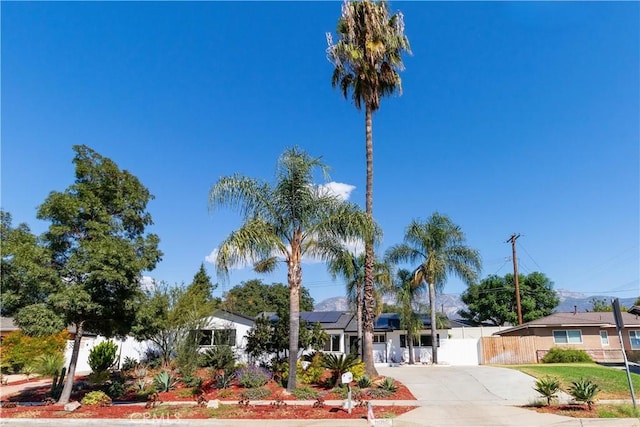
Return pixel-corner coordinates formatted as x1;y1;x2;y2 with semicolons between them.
376;364;640;427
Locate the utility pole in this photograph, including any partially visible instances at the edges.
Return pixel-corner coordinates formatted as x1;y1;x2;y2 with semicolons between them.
507;233;523;325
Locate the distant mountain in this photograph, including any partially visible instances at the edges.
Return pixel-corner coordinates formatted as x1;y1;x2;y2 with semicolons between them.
314;290;638;318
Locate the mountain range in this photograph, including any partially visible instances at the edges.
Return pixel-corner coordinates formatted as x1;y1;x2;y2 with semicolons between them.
314;289;638;320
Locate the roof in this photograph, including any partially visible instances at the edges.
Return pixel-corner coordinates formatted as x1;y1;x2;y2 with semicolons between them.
629;306;640;316
266;311;354;330
0;317;19;332
345;313;444;332
208;309;255;326
494;311;640;335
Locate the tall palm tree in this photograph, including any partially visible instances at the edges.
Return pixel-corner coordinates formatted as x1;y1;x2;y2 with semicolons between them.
327;250;391;359
390;269;425;364
386;213;481;364
328;0;410;376
209;147;375;391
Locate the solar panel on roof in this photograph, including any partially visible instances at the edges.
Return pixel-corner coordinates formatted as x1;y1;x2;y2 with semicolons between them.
302;312;323;323
321;312;342;323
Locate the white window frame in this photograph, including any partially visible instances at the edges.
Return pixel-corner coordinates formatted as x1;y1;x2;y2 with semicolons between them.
324;334;341;352
552;329;582;344
600;330;609;346
629;330;640;350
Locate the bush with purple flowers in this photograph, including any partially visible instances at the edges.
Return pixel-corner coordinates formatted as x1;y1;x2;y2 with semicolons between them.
236;365;272;388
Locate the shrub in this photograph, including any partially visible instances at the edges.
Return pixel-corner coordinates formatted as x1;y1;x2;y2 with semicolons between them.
212;370;235;389
330;386;360;399
153;370;178;392
81;391;112;406
218;389;234;398
236;365;272;388
299;352;324;385
88;341;118;373
291;386;320;400
33;353;65;378
0;330;68;373
104;378;126;399
181;374;203;389
121;356;138;372
533;376;560;406
541;347;592;363
357;375;372;388
240;387;271;400
378;377;398;393
199;345;236;371
350;360;366;381
569;378;599;410
626;350;640;363
367;388;393;398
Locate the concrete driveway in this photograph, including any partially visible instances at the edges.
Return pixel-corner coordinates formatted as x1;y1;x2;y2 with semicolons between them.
377;364;640;427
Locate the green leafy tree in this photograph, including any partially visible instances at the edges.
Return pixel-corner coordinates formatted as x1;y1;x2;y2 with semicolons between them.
209;147;375;391
327;250;391;358
634;297;640;306
460;272;559;326
0;212;60;318
328;0;410;377
223;279;314;317
386;213;481;364
132;265;219;370
30;145;162;404
389;269;425;364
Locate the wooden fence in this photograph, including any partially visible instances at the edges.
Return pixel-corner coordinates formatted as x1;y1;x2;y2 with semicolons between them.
480;336;537;364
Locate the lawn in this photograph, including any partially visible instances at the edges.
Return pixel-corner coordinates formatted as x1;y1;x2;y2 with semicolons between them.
509;363;640;400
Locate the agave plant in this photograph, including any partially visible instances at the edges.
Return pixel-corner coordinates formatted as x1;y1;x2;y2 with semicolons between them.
153;370;178;392
569;378;599;410
533;376;560;406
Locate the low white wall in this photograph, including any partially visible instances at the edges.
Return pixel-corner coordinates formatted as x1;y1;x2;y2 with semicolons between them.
449;326;506;339
438;338;480;365
64;336;152;373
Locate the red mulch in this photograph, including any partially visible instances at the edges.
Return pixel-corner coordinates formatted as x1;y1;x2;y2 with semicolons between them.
1;369;417;419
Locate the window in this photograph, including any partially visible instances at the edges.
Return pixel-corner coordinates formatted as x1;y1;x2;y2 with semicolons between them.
372;334;386;343
600;331;609;346
400;334;439;348
196;329;236;346
630;330;640;350
552;330;582;344
324;334;341;352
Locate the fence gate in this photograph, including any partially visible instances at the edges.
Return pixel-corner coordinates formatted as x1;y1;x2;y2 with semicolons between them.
480;336;537;364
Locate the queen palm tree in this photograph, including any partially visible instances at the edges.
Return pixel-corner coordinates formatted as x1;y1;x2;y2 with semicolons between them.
327;0;410;376
208;147;375;391
327;250;391;359
390;269;425;364
385;213;481;364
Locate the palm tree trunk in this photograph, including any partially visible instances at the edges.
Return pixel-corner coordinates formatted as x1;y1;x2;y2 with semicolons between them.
429;282;438;364
287;257;302;391
357;285;363;359
58;321;83;404
362;103;378;377
407;329;415;364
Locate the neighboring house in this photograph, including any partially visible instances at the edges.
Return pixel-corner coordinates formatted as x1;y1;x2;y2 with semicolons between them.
492;311;640;363
194;309;255;364
0;317;20;342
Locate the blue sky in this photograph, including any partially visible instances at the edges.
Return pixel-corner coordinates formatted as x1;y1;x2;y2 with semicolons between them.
2;1;638;305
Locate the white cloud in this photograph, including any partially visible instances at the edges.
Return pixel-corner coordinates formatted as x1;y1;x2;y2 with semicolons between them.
205;248;219;264
318;181;356;201
139;275;156;292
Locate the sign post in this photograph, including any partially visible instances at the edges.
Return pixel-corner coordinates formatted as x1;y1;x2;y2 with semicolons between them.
612;298;637;409
341;371;353;414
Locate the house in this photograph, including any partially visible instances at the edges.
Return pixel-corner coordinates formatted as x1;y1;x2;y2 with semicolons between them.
194;309;255;363
344;313;451;365
492;311;640;363
0;317;20;342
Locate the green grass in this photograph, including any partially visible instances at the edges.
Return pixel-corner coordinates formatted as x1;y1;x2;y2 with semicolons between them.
597;404;640;418
508;363;640;400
